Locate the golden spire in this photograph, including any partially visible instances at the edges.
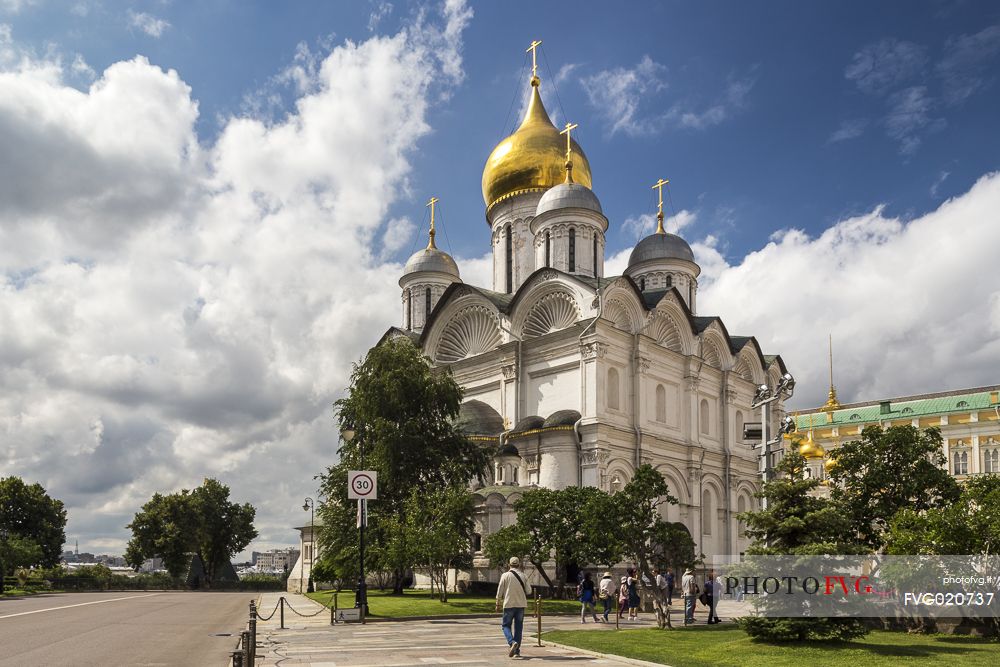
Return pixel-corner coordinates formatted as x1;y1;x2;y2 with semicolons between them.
526;40;542;86
560;121;578;183
651;178;669;234
426;197;439;249
822;334;841;412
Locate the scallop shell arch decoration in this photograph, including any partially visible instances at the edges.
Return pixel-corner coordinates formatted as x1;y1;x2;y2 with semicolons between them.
733;354;756;382
603;298;633;332
649;314;683;353
436;306;503;363
702;338;723;368
522;292;580;339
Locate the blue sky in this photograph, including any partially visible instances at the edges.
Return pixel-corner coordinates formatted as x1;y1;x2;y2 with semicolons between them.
9;1;1000;263
2;1;999;554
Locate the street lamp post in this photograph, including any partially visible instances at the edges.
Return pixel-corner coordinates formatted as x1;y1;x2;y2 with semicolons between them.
302;497;314;594
749;373;797;511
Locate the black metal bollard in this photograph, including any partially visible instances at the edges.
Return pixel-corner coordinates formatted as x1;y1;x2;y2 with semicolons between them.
248;600;257;665
241;630;251;666
280;596;285;629
231;649;243;667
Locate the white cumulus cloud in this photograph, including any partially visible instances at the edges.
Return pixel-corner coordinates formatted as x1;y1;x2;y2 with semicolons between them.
0;2;473;555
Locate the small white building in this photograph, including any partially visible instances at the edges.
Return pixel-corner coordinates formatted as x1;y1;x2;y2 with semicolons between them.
287;520;321;593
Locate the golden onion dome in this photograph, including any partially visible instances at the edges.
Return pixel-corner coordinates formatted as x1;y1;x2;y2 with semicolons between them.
482;78;592;210
824;454;838;473
799;436;826;460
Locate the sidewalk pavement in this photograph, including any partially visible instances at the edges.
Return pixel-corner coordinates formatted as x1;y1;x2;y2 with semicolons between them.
248;592;748;667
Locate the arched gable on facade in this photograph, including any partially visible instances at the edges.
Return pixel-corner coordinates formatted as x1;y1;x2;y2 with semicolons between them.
422;290;505;364
699;322;734;371
508;269;594;339
599;278;646;334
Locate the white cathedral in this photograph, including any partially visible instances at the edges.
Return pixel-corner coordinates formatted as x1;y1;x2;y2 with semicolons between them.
380;60;789;584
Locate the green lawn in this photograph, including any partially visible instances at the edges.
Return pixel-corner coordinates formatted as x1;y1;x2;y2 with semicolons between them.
544;626;1000;667
306;589;582;618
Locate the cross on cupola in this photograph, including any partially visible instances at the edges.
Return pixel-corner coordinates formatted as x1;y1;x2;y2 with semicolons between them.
651;178;669;234
526;40;542;86
426;196;439;249
560;122;578;183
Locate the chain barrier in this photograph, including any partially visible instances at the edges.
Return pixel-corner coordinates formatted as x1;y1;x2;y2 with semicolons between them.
254;599;282;621
283;596;329;617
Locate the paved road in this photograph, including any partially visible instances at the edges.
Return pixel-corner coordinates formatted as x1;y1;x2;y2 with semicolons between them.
0;591;251;666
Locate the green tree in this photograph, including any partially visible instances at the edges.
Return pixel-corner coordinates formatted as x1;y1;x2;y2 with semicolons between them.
736;451;869;641
405;485;476;602
886;474;1000;555
829;425;960;551
320;337;488;594
125;478;257;587
0;535;43;592
611;464;690;628
0;476;68;568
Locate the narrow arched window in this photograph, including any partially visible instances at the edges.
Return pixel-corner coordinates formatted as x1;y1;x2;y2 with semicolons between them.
545;230;551;268
639;278;645;291
568;228;576;273
702;489;713;535
737;495;747;537
425;287;432;321
700;398;710;435
736;410;744;442
406;289;412;330
505;224;513;293
607;367;620;410
592;235;598;276
665;275;672;289
655;384;666;423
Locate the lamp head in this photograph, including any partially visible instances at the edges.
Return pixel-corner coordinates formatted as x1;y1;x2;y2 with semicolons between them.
778;373;795;394
341;425;355;443
754;384;771;402
780;415;796;434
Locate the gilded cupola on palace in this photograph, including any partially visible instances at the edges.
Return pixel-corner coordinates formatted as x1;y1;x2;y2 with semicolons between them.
481;76;593;210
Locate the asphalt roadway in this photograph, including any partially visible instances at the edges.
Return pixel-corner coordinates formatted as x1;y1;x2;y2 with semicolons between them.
0;591;251;666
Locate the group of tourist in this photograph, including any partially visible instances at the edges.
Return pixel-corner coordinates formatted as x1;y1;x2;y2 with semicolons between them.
495;556;724;659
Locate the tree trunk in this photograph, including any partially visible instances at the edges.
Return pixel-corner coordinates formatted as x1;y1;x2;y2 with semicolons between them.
392;567;404;595
530;559;555;596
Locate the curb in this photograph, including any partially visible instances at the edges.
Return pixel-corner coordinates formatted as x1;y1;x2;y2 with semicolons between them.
539;638;671;667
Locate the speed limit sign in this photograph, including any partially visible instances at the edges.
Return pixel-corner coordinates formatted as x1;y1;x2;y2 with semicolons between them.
347;470;378;500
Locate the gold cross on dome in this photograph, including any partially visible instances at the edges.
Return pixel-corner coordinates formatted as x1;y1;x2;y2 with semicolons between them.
559;122;578;161
426;197;439;249
651;178;669;234
526;40;543;80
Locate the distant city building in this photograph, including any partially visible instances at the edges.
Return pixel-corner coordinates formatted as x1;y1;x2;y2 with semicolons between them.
253;548;299;572
793;384;1000;483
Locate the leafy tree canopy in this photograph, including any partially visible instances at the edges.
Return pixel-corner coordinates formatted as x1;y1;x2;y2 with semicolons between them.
829;425;959;550
886;474;1000;555
319;338;488;593
125;478;257;586
0;476;67;568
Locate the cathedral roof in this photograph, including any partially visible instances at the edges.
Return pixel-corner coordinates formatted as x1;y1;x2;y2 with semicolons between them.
543;409;581;427
402;246;460;279
628;232;696;266
455;400;505;437
482;77;592;211
535;182;603;217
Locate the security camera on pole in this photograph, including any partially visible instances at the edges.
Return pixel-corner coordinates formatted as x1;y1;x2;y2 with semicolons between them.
744;373;797;510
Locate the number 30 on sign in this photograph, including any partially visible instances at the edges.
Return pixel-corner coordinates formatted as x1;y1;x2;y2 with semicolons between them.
348;471;378;500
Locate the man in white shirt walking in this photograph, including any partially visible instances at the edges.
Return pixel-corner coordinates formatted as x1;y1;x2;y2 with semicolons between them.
495;556;532;658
